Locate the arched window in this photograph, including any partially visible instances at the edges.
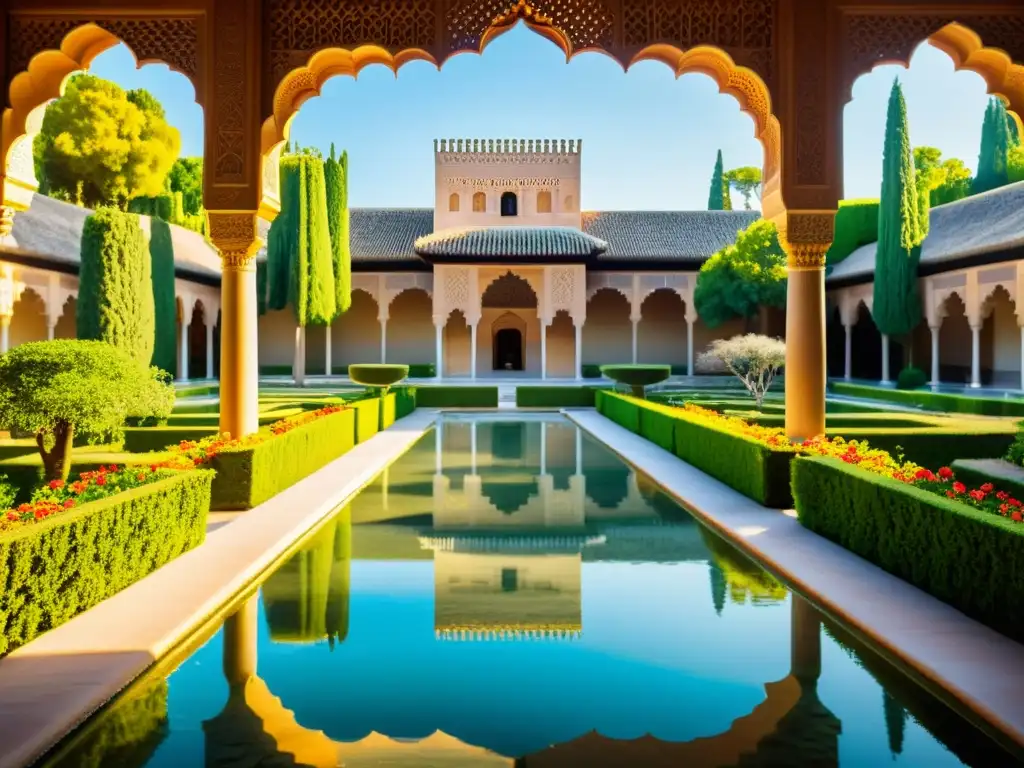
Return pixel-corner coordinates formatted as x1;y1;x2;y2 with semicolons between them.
536;190;552;213
500;191;518;217
472;191;486;212
448;192;460;212
563;195;575;212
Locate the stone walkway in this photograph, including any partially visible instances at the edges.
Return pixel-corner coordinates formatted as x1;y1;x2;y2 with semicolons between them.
565;410;1024;755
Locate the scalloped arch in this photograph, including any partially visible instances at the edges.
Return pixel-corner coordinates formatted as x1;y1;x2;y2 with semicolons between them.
2;22;200;176
262;39;782;215
586;285;631;306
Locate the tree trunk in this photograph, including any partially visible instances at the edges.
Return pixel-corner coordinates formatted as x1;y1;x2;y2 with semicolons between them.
37;422;74;483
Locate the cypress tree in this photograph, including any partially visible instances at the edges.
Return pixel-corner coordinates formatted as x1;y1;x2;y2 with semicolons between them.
325;143;352;316
872;79;922;339
883;691;907;756
708;150;726;210
266;157;299;311
77;208;155;366
1008;110;1021;148
974;98;1010;194
288;154;336;326
148;218;177;374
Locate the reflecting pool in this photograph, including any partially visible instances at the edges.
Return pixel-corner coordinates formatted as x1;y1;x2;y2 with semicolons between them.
43;415;1019;767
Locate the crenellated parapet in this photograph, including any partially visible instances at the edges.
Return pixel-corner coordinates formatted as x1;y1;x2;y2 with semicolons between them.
434;138;582;157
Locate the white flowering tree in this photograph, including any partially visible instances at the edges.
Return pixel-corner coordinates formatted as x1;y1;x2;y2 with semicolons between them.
699;334;786;409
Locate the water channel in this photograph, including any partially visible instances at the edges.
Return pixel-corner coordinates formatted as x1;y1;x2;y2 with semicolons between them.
41;415;1019;767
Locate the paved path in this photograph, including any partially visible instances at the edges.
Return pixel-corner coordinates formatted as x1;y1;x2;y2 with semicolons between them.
565;410;1024;755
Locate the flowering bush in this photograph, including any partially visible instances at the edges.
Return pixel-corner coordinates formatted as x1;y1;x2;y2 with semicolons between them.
674;402;1022;524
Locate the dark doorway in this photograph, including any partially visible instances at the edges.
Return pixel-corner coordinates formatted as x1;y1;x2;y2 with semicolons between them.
501;568;518;592
494;328;523;370
500;191;518;217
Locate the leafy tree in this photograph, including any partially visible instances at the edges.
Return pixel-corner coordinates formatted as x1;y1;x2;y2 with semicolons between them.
930;157;973;206
973;97;1010;195
912;146;946;237
167;157;203;215
693;219;787;329
1007;110;1021;148
34;74;180;208
324;144;352;315
873;79;923;339
708;150;730;210
77;209;155;367
698;334;786;409
826;199;879;266
1010;145;1024;184
0;340;174;481
724;166;762;210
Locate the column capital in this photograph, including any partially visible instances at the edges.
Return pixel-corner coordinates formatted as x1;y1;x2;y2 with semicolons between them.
208;211;262;271
773;209;835;270
0;206;14;240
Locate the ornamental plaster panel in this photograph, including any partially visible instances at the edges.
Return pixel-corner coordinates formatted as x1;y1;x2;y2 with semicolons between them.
636;273;691;306
585;272;633;304
352;273;382;308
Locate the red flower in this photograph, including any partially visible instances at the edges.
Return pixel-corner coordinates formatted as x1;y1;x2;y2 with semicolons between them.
946;490;956;499
1013;511;1023;523
969;489;986;502
95;476;107;486
63;499;75;509
980;483;994;493
997;491;1009;501
137;472;146;481
48;479;64;490
952;482;966;494
914;468;936;482
937;467;954;480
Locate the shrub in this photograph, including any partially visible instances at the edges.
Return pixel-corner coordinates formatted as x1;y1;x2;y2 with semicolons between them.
394;387;417;418
414;386;498;408
0;470;212;655
825;199;880;266
122;426;218;453
793;456;1024;642
698;335;785;409
896;365;928;390
349;364;409;391
581;364;603;379
77;208;155;366
515;386;603;408
349;398;381;443
0;476;15;510
0;341;174;482
1006;423;1024;466
599;365;671;399
407;363;435;378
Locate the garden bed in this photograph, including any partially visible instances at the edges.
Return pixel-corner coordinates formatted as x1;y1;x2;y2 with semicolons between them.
0;470;213;656
950;458;1024;501
793;455;1024;643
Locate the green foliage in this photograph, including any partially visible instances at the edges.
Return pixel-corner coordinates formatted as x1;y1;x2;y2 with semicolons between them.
78;208;155;366
1008;112;1021;148
0;471;211;656
122;426;216;453
406;363;435;378
699;334;785;408
210;408;356;510
895;365;927;390
974;97;1011;195
595;391;793;506
256;258;269;316
348;364;409;389
349;398;381;443
723;166;762;210
830;381;1024;417
325;146;352;316
951;459;1024;501
912;146;943;237
167;157;203;215
266;161;296;312
582;364;603;379
793;456;1024;643
414;386;498;408
0;476;16;511
515;386;605;408
600;365;671;398
1009;145;1024;184
826;199;880;266
34;74;180;208
873;79;923;338
127;194;173;222
0;341;173;481
693;219;787;329
929;157;974;206
148;218;177;374
707;149;730;210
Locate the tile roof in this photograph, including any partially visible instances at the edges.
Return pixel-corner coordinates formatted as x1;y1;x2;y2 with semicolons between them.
414;225;607;259
828;181;1024;285
582;210;761;263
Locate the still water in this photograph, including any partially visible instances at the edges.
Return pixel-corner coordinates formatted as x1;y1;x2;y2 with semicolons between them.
44;415;1018;767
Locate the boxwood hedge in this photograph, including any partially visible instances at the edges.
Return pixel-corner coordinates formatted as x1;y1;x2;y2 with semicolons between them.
0;470;212;656
515;386;605;408
413;386;498;408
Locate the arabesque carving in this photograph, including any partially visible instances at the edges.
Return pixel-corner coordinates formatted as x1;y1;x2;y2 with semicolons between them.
775;210;835;270
213;3;248;184
208;212;261;270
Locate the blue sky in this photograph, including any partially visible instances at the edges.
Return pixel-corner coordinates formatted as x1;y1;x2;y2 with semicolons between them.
88;24;992;210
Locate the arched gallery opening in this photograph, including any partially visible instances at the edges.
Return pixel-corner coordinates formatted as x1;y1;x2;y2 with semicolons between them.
480;272;538;376
331;289;381;370
582;288;631;365
9;288;48;347
387;288;434;366
638;288;687;367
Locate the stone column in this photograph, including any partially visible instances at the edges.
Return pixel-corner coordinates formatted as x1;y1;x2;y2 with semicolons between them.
880;335;890;384
434;320;444;379
0;316;9;354
0;261;16;354
178;316;191;382
685;306;697;377
46;319;56;341
209;214;261;439
540;319;548;380
540;421;547;476
292;325;306;386
380;319;388;364
470;321;478;379
780;215;832;441
206;321;215;380
325;325;332;376
929;324;941;386
630;316;640;364
575;427;583;476
843;323;853;380
970;323;982;388
222;595;258;686
574;322;583;380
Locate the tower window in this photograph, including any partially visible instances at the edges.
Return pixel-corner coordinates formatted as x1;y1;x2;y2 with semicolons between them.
500;191;518;217
448;192;460;212
536;190;552;213
473;191;486;212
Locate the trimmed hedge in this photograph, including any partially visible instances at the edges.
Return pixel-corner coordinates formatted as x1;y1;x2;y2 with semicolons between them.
515;386;605;408
349;398;381;443
209;408;356;510
596;391;794;507
407;363;435;378
395;387;417;418
793;456;1024;642
122;426;218;453
830;381;1024;417
825;198;880;266
0;452;169;504
0;470;212;656
835;427;1015;468
414;386;498;408
950;458;1024;501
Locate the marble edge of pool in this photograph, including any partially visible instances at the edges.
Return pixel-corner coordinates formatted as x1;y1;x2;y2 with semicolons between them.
563;409;1024;755
0;408;440;768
